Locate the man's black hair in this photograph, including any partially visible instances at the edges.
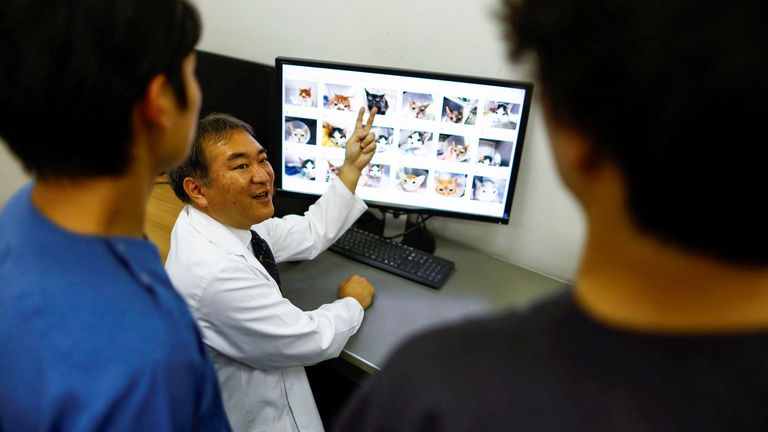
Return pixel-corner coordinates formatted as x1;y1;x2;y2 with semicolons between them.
503;0;768;265
168;113;256;204
0;0;201;178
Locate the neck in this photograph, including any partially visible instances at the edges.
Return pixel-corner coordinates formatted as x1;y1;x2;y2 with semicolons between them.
575;215;768;334
31;163;155;238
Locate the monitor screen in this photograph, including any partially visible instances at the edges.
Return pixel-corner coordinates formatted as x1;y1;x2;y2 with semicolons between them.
275;57;533;224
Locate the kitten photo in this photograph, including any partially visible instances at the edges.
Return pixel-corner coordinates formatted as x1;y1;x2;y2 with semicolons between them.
399;130;432;156
325;160;343;182
365;89;389;115
297;88;315;107
301;159;316;180
435;177;459;197
286;123;309;143
284;117;317;145
437;135;469;162
442;97;478;125
483;101;520;129
477;139;513;167
327;93;352;111
402;92;434;120
372;127;394;152
322;121;349;147
358;164;388;188
433;173;466;198
399;174;426;192
286;80;317;107
472;177;505;203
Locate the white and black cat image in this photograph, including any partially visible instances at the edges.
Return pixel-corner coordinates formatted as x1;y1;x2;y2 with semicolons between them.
488;102;519;129
358;164;385;188
400;131;431;156
372;127;393;152
301;159;316;180
365;89;389;115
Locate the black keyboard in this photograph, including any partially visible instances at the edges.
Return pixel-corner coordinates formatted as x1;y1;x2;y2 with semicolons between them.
329;226;454;289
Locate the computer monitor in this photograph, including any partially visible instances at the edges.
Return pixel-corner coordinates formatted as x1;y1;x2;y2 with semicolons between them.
275;57;533;224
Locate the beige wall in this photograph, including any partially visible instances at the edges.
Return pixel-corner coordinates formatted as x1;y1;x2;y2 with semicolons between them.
0;141;29;206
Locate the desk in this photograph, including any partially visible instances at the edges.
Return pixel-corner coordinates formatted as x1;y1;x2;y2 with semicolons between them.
279;238;565;374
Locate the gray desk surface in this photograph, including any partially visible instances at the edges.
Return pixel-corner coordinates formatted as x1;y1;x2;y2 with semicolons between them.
279;237;566;374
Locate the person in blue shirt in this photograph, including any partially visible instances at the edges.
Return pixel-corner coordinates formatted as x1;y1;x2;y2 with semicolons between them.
0;0;231;430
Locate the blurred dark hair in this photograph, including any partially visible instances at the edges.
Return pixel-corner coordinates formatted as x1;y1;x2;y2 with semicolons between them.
503;0;768;265
168;113;256;203
0;0;201;178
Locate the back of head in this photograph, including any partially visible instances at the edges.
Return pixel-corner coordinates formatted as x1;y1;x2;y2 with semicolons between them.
0;0;201;179
503;0;768;265
168;113;256;204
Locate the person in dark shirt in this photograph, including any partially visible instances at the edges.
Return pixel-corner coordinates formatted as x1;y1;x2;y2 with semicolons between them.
334;1;768;430
0;0;231;429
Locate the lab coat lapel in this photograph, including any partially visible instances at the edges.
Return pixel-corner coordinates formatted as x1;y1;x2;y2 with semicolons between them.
184;206;277;285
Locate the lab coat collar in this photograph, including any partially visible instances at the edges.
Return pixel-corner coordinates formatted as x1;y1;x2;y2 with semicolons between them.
182;206;268;278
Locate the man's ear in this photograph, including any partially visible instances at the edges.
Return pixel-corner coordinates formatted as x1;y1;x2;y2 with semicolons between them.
183;177;209;208
138;74;175;129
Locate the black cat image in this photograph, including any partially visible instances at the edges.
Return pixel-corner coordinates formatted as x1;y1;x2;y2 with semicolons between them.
365;89;389;115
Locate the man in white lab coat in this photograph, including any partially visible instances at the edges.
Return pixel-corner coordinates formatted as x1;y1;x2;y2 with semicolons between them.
165;109;378;432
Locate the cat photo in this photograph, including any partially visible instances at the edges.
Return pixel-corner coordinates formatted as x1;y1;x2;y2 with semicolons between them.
476;139;514;167
441;97;478;125
284;153;303;177
401;92;435;120
285;80;317;107
358;163;390;188
365;88;393;115
324;159;344;182
397;168;429;193
482;101;520;129
284;117;317;145
433;172;467;198
301;159;316;180
472;177;506;203
372;127;394;152
398;130;432;157
323;84;358;111
284;153;316;181
322;121;350;148
437;135;469;162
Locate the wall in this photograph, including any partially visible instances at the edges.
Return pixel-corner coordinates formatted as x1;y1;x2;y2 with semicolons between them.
192;0;585;281
0;142;29;205
0;0;586;282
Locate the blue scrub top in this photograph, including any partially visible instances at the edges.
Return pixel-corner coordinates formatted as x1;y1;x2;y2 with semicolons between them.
0;184;231;431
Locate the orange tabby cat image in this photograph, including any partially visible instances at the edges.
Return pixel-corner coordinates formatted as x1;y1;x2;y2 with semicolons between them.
327;93;352;111
435;177;459;197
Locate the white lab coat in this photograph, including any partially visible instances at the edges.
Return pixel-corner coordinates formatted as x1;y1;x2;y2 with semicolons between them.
165;178;367;432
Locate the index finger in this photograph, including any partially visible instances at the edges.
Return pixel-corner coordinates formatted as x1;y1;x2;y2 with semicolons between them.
354;107;365;132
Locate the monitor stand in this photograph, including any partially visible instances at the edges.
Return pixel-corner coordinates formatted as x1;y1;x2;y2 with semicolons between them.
354;210;436;254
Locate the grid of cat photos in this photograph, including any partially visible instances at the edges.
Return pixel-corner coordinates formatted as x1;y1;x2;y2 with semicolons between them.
280;62;529;219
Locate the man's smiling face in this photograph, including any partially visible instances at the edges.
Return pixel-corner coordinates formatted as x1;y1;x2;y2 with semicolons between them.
199;129;275;229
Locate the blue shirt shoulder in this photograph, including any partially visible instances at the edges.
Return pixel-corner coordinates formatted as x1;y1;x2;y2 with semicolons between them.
0;184;230;431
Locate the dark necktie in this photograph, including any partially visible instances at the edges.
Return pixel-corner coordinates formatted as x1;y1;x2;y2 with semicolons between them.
250;230;282;290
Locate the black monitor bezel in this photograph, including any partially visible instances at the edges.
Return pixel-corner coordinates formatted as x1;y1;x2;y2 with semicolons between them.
274;56;533;225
